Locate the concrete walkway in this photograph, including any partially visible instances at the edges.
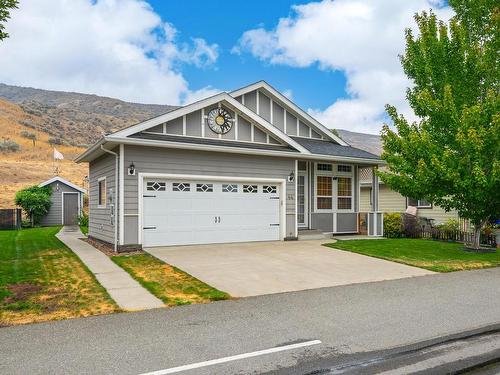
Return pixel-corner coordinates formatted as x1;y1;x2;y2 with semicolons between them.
56;226;163;311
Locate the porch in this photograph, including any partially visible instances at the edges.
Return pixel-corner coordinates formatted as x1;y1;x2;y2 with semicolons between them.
295;161;383;237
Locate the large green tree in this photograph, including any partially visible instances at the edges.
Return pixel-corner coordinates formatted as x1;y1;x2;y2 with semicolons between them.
380;0;499;249
0;0;17;41
15;185;52;226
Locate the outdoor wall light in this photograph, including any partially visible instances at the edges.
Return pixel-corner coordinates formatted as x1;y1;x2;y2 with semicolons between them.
287;171;295;183
128;162;136;176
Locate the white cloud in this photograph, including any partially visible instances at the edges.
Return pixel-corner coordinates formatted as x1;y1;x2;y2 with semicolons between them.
0;0;219;105
234;0;453;134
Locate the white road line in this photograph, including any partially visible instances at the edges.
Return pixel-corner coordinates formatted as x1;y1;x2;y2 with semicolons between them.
139;340;322;375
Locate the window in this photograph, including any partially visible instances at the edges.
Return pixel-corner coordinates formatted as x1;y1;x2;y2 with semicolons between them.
337;177;352;210
408;198;432;208
243;185;258;193
196;183;213;192
263;185;277;194
337;165;352;173
146;181;166;191
316;176;332;209
98;177;106;207
173;183;190;192
298;161;307;171
317;163;332;171
222;184;238;193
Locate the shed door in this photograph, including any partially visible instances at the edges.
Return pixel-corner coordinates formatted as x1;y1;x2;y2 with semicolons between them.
142;179;281;247
63;193;79;225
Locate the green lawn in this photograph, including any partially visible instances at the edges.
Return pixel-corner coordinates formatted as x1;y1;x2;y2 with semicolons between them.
0;227;119;326
111;254;230;306
325;239;500;272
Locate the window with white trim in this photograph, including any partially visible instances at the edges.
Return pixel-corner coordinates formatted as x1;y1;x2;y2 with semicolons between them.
337;177;352;210
263;185;277;194
316;176;332;209
317;163;332;171
407;198;432;208
337;165;352;173
98;177;106;207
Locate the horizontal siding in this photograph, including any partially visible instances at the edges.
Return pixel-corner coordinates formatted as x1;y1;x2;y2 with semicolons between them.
89;152;116;244
123;145;295;244
360;185;459;223
40;182;80;226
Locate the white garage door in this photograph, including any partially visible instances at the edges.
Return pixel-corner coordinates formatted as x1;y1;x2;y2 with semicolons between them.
142;179;282;247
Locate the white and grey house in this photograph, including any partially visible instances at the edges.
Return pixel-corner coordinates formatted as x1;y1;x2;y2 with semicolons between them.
76;81;384;251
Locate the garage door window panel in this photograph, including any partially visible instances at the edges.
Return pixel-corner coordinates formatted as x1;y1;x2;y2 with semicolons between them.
173;183;190;192
196;183;213;192
222;184;238;192
146;181;166;191
243;185;258;193
263;185;277;194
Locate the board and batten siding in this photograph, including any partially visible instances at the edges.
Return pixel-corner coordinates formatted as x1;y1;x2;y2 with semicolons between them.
236;89;323;140
122;145;296;245
89;152;116;244
40;182;80;226
360;185;460;224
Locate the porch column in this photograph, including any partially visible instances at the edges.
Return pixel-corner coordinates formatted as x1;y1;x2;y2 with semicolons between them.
369;166;382;236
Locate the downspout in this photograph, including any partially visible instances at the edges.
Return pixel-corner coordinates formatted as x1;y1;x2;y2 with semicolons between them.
101;145;119;252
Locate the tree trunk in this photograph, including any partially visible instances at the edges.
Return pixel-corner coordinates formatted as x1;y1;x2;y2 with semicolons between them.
472;225;481;249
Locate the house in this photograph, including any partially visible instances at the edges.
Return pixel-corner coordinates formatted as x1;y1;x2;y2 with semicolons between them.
76;81;385;251
337;130;462;228
38;176;86;226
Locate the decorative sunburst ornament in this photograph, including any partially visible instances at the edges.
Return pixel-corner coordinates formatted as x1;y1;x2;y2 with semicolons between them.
207;107;233;134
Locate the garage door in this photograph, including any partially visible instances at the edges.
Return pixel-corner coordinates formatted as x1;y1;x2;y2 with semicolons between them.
142;179;281;247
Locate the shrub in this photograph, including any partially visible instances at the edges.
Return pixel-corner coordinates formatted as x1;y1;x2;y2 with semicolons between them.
20;130;37;146
48;137;63;145
434;219;460;232
78;212;88;227
384;213;403;238
0;139;20;152
15;185;52;226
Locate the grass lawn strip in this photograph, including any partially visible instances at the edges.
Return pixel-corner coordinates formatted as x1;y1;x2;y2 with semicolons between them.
111;254;230;306
0;227;119;326
326;238;500;272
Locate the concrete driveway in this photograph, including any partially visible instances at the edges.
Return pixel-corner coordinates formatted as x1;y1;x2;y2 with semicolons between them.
145;240;433;297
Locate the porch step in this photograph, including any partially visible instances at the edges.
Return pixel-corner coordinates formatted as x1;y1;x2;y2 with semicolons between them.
298;229;331;241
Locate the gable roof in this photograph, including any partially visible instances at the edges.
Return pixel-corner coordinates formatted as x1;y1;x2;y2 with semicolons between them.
108;91;311;154
39;176;86;193
230;81;349;146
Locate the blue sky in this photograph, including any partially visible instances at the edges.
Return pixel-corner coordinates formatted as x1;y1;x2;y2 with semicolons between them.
0;0;453;133
147;0;347;110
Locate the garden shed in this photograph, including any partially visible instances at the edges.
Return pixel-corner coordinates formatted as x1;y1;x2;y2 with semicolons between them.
38;177;86;226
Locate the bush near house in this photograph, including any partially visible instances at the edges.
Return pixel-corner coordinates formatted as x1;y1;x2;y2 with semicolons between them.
14;185;52;226
384;213;403;238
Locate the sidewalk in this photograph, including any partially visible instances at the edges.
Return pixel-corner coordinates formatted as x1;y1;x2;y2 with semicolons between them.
56;226;163;311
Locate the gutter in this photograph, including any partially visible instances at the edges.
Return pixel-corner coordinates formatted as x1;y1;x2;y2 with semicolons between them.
107;136;386;165
100;145;119;253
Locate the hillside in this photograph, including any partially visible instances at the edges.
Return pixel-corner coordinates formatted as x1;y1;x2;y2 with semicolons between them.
337;129;382;156
0;98;88;208
0;83;178;146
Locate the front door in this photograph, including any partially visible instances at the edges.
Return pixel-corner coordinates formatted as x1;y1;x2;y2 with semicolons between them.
297;173;308;228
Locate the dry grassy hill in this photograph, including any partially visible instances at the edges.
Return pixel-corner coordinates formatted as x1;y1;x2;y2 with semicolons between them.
0;98;88;208
0;83;178;209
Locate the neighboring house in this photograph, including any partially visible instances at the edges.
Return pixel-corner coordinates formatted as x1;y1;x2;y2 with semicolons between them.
39;176;86;226
76;81;384;251
337;129;462;227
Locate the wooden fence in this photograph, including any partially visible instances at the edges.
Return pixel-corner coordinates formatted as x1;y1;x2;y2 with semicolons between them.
0;208;22;230
403;228;497;247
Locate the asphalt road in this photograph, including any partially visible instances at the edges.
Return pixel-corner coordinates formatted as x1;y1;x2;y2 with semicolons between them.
1;268;499;375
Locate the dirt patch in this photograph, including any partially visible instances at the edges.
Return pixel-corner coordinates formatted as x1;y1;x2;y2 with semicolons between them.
3;284;43;304
82;237;144;256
